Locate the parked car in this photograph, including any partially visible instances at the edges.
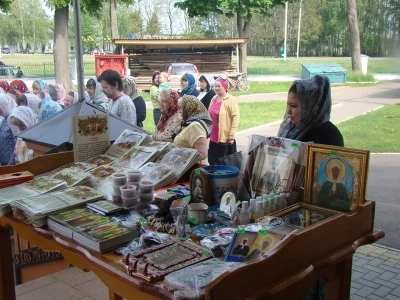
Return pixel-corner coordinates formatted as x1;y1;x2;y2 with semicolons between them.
0;66;17;77
21;48;34;54
160;63;200;90
44;48;53;54
1;47;10;54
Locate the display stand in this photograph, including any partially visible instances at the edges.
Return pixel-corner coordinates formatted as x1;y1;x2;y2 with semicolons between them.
0;152;384;299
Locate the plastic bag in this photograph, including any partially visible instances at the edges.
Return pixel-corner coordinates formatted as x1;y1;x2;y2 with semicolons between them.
114;231;170;256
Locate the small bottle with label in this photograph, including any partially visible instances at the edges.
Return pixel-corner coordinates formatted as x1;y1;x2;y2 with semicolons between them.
239;201;250;225
254;201;264;221
280;193;288;208
263;197;270;216
249;198;257;223
269;195;277;213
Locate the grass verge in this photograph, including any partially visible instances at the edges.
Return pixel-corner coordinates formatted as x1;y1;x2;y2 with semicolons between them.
337;105;400;152
143;101;286;135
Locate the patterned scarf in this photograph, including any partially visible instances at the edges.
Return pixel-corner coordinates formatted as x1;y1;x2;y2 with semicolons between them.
178;95;212;138
122;76;139;100
33;79;47;91
278;74;331;141
0;80;10;92
157;89;180;131
10;80;28;94
0;93;17;117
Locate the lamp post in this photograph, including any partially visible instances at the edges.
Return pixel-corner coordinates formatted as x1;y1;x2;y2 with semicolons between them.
284;1;288;61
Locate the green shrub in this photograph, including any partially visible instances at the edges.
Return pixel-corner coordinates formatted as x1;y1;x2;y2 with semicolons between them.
347;72;376;82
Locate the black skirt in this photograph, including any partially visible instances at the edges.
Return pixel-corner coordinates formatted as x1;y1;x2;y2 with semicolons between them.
208;140;237;165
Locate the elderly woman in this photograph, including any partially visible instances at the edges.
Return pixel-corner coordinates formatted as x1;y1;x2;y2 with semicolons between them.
153;89;182;142
0;94;17;165
278;74;343;146
122;76;146;127
43;84;58;102
86;77;109;111
179;73;199;97
16;94;42;116
207;78;240;165
174;95;211;161
197;74;215;109
32;79;47;95
8;106;37;164
150;71;161;126
63;91;78;107
38;92;62;121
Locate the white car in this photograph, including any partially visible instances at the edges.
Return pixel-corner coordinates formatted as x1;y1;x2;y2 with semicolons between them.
44;49;53;54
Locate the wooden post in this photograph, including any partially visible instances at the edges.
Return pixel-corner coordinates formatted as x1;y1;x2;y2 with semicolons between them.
325;256;353;300
0;225;16;300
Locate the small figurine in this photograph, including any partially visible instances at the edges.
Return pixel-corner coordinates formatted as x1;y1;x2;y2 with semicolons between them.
177;205;188;240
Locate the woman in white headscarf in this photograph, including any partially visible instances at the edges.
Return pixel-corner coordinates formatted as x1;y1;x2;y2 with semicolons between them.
16;93;42;117
85;77;109;111
0;94;17;165
8;106;37;164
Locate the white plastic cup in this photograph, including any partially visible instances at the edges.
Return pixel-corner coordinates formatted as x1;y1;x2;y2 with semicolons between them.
127;170;142;182
119;184;137;198
112;172;127;186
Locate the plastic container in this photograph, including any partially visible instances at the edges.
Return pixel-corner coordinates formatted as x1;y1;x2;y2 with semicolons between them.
202;165;239;205
122;196;139;207
119;184;137;198
127;170;142;182
127;181;140;190
139;180;155;193
112;172;127;186
139;192;154;203
112;185;122;195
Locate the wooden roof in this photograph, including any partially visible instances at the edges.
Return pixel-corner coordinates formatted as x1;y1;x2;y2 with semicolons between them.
113;38;248;53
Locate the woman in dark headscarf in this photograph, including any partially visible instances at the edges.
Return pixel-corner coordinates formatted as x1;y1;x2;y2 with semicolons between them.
179;73;199;97
150;71;161;126
122;76;146;127
278;74;343;147
174;95;212;162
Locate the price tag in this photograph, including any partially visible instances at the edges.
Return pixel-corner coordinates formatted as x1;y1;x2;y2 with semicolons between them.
189;216;197;223
202;249;211;255
259;229;267;236
330;151;338;156
291;142;298;148
217;209;224;216
183;196;190;202
236;228;246;234
178;237;186;241
139;217;146;223
102;216;109;220
236;200;241;207
195;169;200;175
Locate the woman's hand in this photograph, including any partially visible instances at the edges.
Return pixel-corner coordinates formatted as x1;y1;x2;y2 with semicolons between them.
228;135;235;144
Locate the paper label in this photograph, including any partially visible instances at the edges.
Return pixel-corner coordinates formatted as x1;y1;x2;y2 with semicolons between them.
195;169;200;175
183;196;190;202
236;228;245;234
189;216;196;223
330;150;338;156
259;229;267;236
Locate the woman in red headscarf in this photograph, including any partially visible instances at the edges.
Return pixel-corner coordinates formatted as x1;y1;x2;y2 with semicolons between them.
0;80;10;93
10;80;28;94
207;77;240;165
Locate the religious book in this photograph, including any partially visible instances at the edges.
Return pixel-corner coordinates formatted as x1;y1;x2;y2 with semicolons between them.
0;177;67;216
48;207;137;253
10;186;105;227
72;114;110;162
105;129;149;158
159;148;201;180
139;162;176;189
51;168;91;187
86;200;127;215
114;146;159;170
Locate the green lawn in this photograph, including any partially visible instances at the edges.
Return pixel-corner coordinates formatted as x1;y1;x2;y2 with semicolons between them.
143;101;286;135
338;105;400;152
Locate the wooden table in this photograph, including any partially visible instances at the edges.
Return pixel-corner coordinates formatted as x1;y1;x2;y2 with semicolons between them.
0;202;383;300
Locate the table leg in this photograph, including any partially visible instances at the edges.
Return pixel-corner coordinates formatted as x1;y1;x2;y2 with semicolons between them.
325;255;352;300
0;225;16;300
109;290;123;300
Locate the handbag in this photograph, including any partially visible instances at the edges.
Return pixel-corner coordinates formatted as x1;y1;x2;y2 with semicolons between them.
217;143;243;171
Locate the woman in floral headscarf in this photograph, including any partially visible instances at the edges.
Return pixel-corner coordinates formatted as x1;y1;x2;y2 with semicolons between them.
10;80;28;94
0;94;17;165
153;89;182;142
174;95;212;161
122;76;146;127
8;106;37;164
32;79;47;95
63;90;79;107
85;77;109;111
0;80;10;93
38;91;62;121
16;94;42;117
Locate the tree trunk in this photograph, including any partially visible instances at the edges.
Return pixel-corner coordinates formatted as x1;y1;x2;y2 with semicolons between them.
237;13;252;73
54;5;73;91
347;0;361;71
110;0;119;39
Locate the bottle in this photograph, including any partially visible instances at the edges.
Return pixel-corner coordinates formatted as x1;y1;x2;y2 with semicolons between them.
280;193;288;208
249;198;257;223
263;196;270;216
254;201;264;221
269;195;277;213
239;201;250;225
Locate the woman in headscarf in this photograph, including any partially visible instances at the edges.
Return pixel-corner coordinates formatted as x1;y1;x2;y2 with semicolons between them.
0;80;10;93
150;71;161;126
32;79;47;95
38;91;62;121
179;73;199;97
10;80;28;94
174;95;212;162
207;78;240;165
85;77;109;111
55;83;66;106
0;94;17;165
43;84;58;102
153;89;182;142
122;76;146;127
278;74;343;146
16;94;42;117
63;90;78;107
197;74;215;109
8;106;37;164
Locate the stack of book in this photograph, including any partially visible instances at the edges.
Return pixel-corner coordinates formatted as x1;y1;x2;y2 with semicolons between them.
86;200;127;215
0;177;67;216
105;129;151;158
0;171;34;188
48;207;137;252
114;146;160;170
10;186;105;227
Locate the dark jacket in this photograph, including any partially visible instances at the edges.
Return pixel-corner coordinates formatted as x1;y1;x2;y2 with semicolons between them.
133;96;146;127
299;121;344;147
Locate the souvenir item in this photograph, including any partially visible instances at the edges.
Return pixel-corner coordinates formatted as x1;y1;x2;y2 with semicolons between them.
244;231;286;262
119;184;137;198
225;230;258;262
304;144;369;212
118;240;212;282
127;170;142;182
189;168;211;204
218;192;237;219
112;173;128;186
187;203;214;225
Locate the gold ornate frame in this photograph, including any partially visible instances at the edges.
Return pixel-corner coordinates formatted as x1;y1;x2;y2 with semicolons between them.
304;144;369;213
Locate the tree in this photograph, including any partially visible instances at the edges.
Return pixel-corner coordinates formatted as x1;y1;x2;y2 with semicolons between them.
175;0;295;72
145;10;162;37
347;0;362;71
110;0;118;41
